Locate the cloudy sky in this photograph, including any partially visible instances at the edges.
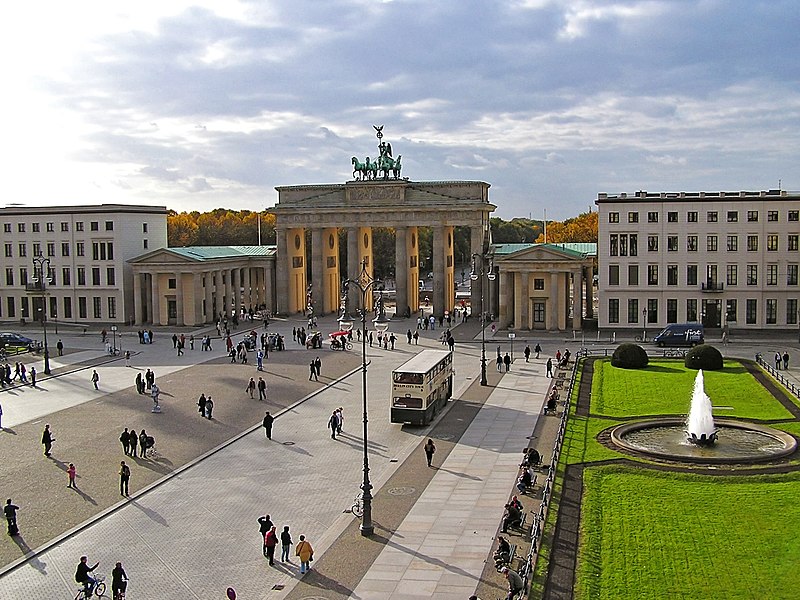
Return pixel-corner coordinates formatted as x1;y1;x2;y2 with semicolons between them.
2;0;798;219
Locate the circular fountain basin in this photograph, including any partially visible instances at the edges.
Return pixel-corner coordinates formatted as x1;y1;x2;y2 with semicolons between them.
610;419;797;464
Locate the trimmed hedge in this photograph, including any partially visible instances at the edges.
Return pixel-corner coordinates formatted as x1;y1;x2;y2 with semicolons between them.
611;343;649;369
685;344;723;370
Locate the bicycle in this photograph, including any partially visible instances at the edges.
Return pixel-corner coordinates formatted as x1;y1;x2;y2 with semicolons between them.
75;574;107;599
351;493;363;518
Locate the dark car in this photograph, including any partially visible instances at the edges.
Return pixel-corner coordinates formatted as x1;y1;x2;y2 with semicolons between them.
0;332;35;349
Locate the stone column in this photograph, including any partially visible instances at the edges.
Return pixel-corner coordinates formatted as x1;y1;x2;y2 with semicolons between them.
395;226;409;318
133;271;143;325
322;227;339;314
519;271;530;330
264;264;274;314
244;266;252;310
347;227;359;313
151;272;161;326
549;272;559;331
175;272;184;326
584;266;593;319
192;272;203;326
407;226;419;314
470;226;484;318
311;228;323;314
286;228;306;314
498;270;513;329
275;228;288;315
204;271;213;324
433;226;445;317
572;268;583;330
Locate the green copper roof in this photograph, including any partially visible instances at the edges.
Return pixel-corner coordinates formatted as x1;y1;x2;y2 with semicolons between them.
492;242;596;257
168;246;277;260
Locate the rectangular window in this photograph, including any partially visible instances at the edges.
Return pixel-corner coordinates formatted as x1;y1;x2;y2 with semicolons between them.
767;235;778;251
648;211;658;223
727;211;738;222
3;223;10;233
608;299;620;323
619;234;628;257
628;212;639;223
788;299;798;325
687;211;698;223
707;211;718;222
168;278;177;289
107;268;116;286
687;299;697;322
667;236;678;251
610;234;618;256
789;235;799;251
787;264;798;286
5;268;13;286
77;267;86;286
64;297;72;319
92;243;99;261
76;242;84;257
107;242;114;260
143;239;149;249
19;268;28;285
747;264;758;285
608;212;619;223
687;236;698;252
667;299;678;323
6;297;15;318
726;299;737;323
768;211;779;222
533;302;545;323
668;211;678;223
46;243;55;257
628;264;638;286
90;221;99;231
143;222;149;233
627;299;639;324
79;297;87;319
629;234;638;256
33;243;41;256
727;265;738;286
93;297;102;319
4;243;11;258
648;265;658;285
32;223;40;233
533;278;544;290
667;265;678;286
747;235;758;251
18;243;27;257
766;264;778;286
687;265;698;286
727;236;738;252
108;297;117;319
92;268;101;286
18;223;26;233
76;222;84;232
46;222;54;232
608;265;620;286
105;220;114;231
21;297;29;319
62;267;71;285
648;235;658;252
789;210;799;222
707;235;718;252
647;299;658;323
747;210;758;222
766;299;777;324
61;222;69;232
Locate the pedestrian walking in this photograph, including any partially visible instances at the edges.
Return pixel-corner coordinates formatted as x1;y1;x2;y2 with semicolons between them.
129;429;138;458
258;377;267;401
407;329;413;344
67;463;77;488
125;350;131;367
328;410;339;439
205;396;214;419
135;373;144;394
775;352;782;370
198;393;207;416
189;335;195;350
524;345;531;362
783;351;790;370
546;358;553;378
258;515;273;556
264;526;278;565
91;369;99;390
139;430;149;458
4;499;20;536
413;331;419;344
535;343;541;359
246;377;256;398
309;361;318;381
424;438;436;467
120;428;131;455
56;339;64;356
172;334;178;349
296;535;314;574
280;526;293;562
29;366;36;387
504;353;511;372
119;461;130;496
496;353;503;372
263;411;274;439
314;356;321;378
336;407;344;434
257;349;264;371
42;424;54;457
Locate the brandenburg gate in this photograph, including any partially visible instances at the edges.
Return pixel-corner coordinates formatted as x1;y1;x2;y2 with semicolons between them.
271;128;495;318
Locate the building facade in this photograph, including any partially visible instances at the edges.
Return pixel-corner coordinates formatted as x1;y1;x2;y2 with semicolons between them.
596;190;800;332
0;204;167;326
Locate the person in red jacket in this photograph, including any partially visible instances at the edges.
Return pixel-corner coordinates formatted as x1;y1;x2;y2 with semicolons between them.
264;526;278;566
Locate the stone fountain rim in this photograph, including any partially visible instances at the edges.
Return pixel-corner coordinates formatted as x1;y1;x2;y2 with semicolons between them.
609;418;797;464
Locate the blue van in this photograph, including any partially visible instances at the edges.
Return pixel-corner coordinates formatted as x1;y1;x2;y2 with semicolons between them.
653;324;704;347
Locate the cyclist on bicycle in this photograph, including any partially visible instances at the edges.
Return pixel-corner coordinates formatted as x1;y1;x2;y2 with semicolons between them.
111;561;128;599
75;556;99;597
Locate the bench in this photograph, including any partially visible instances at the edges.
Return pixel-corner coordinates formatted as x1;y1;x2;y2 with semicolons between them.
495;542;518;571
517;475;537;495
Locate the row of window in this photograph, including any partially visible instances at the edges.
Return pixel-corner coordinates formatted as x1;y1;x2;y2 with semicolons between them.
610;234;799;256
2;221;152;234
608;298;799;326
608;209;799;224
608;264;799;287
3;241;116;260
5;267;116;287
2;296;117;320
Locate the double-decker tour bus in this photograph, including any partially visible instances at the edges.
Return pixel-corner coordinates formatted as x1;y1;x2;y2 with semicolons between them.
391;349;454;425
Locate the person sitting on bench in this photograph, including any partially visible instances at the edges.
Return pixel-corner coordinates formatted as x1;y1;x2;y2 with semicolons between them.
501;566;525;600
522;448;541;468
509;495;523;512
502;502;522;532
516;468;533;494
494;535;511;568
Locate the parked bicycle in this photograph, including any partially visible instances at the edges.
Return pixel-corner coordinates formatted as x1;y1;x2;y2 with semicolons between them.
351;493;363;518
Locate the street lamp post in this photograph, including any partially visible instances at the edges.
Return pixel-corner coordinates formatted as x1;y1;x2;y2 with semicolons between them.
111;325;118;354
470;252;496;386
31;255;53;375
339;259;390;537
642;307;648;342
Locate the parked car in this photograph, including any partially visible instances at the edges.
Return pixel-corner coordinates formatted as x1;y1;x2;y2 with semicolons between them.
0;332;35;349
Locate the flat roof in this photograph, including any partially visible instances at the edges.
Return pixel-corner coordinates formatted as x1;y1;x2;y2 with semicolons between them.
393;349;452;374
0;204;168;215
596;190;798;202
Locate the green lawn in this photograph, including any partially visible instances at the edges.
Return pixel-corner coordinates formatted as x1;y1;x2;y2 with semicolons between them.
591;359;793;420
577;465;800;599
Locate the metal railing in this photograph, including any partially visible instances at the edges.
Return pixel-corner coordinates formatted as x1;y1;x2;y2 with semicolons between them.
755;353;800;399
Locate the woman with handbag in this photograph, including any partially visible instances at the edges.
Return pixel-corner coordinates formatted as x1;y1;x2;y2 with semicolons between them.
295;535;314;574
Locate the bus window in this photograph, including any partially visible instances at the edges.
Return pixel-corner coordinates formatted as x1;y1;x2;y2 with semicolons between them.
393;396;423;408
393;372;423;385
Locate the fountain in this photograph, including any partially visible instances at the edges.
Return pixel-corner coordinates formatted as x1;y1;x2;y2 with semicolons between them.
686;370;717;445
608;369;797;464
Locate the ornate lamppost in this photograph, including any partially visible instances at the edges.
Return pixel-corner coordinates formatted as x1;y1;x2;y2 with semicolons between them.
31;254;53;375
470;250;495;386
642;307;648;342
338;259;389;536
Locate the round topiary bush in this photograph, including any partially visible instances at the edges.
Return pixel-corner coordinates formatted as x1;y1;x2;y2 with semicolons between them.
684;344;723;370
611;343;649;369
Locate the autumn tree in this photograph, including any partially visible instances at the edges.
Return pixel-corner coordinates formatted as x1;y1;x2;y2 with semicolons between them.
535;211;598;243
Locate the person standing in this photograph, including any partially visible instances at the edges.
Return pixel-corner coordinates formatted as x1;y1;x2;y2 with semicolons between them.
205;396;214;419
91;369;99;390
309;360;318;381
246;377;256;399
258;377;267;401
119;461;130;496
314;356;322;379
198;393;207;416
257;349;264;371
783;351;790;370
296;535;314;574
503;353;511;372
129;429;138;458
264;525;278;566
407;329;413;344
171;333;178;349
535;343;541;359
125;350;131;367
546;358;553;378
258;515;273;556
120;428;131;456
280;526;293;562
775;352;782;370
4;499;19;536
67;463;77;488
335;407;344;434
56;339;64;356
30;366;36;387
524;345;531;362
328;411;339;439
139;430;149;459
42;424;54;457
135;373;144;394
424;438;436;467
111;562;128;600
262;411;274;439
496;353;503;372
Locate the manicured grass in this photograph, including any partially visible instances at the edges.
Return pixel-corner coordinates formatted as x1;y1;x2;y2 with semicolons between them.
591;359;793;420
577;465;800;599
